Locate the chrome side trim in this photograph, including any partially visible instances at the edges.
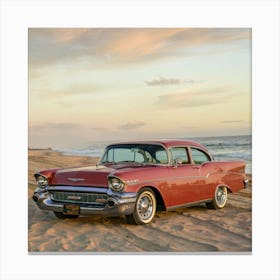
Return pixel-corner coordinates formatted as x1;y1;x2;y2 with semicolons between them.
166;199;212;211
126;170;246;186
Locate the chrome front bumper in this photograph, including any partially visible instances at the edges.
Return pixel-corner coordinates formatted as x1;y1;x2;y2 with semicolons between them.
243;178;249;189
33;186;137;217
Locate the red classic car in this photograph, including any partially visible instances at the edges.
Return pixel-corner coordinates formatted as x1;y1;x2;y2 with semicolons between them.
33;140;248;225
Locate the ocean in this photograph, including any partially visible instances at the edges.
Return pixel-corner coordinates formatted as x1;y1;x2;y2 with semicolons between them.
56;135;252;174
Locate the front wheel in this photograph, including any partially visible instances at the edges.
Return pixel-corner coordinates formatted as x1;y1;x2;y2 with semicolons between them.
126;188;156;225
206;186;228;209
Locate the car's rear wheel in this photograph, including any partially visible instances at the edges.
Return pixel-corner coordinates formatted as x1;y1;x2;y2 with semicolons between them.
126;188;156;225
53;211;79;219
206;186;228;209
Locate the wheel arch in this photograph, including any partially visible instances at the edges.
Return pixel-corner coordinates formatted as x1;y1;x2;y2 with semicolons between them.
226;186;233;193
138;185;166;211
216;183;232;193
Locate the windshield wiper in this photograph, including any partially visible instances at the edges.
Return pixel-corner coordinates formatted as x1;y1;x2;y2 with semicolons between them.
117;161;140;164
101;161;115;164
140;161;158;166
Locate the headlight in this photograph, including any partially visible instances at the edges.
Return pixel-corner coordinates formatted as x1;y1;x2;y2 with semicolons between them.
35;174;48;189
108;176;125;192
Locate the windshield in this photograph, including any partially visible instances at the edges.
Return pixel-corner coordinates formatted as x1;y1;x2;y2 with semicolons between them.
100;144;169;165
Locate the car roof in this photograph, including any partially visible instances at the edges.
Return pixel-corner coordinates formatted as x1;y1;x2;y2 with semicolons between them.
108;139;208;151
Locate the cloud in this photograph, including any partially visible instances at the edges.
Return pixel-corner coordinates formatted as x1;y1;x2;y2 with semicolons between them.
29;28;89;43
29;28;251;69
119;121;147;130
30;122;81;132
63;83;98;95
145;77;197;86
31;82;98;98
91;127;107;131
182;126;199;129
221;120;244;123
157;85;235;109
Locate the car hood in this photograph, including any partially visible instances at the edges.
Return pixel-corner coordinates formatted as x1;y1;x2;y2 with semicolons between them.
49;163;163;187
50;165;114;187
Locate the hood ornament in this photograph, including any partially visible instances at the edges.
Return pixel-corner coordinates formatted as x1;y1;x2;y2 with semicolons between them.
67;178;85;182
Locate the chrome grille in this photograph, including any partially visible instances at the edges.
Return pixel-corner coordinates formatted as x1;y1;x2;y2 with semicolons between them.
50;191;108;205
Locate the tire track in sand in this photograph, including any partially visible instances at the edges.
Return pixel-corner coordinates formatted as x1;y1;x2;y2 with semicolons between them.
116;223;218;252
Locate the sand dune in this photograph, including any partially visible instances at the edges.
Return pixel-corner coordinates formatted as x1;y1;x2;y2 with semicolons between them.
28;150;252;253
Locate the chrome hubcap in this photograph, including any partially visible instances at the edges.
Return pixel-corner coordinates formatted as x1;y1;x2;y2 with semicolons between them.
216;187;227;206
137;193;154;220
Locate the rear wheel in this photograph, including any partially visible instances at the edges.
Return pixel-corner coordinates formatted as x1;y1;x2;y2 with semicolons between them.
206;186;228;209
53;211;79;219
126;188;156;225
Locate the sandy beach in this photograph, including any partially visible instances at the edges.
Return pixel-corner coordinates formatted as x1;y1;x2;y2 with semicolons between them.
28;149;252;253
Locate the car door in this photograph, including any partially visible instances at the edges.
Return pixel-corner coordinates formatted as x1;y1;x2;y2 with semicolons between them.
188;146;213;201
167;147;202;207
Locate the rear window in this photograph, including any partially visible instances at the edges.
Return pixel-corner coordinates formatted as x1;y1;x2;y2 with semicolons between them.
170;147;190;164
191;148;211;164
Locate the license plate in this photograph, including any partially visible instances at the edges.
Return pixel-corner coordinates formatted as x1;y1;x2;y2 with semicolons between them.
63;204;80;215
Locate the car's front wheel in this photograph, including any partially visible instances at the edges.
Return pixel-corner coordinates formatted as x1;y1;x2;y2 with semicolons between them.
206;186;228;209
53;211;79;219
126;188;156;225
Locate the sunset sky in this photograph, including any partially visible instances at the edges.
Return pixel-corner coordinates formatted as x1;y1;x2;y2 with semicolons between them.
28;28;251;148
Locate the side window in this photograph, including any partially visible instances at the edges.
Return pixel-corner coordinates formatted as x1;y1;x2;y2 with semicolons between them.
155;150;168;164
191;148;211;165
171;147;190;164
134;152;146;163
